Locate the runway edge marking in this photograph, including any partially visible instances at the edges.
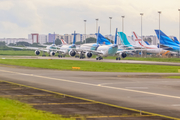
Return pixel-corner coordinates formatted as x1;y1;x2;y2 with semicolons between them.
0;80;179;120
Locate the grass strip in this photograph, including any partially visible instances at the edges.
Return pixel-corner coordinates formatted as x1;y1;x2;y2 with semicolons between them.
0;59;180;73
0;97;73;120
166;76;180;79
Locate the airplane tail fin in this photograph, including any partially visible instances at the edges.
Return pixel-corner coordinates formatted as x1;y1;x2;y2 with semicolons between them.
96;26;100;44
73;31;76;45
154;30;178;47
132;31;142;46
174;37;180;44
118;32;131;46
95;27;111;45
114;28;118;45
60;39;67;45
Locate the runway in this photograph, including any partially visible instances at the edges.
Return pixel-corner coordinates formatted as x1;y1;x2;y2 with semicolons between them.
0;65;180;118
2;56;180;66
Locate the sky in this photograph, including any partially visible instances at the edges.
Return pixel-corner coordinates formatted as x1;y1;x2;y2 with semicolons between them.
0;0;180;38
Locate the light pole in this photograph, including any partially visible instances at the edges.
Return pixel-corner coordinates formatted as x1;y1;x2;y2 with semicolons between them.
96;19;98;33
95;19;98;43
158;11;161;56
140;13;143;57
121;16;125;32
84;20;87;43
109;17;112;43
178;9;180;57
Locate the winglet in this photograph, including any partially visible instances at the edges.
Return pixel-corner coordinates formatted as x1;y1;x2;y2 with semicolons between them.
97;26;100;44
114;28;117;44
73;31;76;45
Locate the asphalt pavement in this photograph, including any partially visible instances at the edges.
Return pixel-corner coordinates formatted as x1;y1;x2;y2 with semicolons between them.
0;65;180;118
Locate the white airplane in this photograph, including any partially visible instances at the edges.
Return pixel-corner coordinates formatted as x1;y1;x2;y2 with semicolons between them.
70;27;113;59
91;28;127;60
7;32;61;57
57;31;77;58
132;31;168;54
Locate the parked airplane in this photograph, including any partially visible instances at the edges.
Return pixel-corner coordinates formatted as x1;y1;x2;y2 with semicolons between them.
57;31;77;57
132;31;169;54
91;28;127;60
7;33;59;56
71;27;112;59
155;30;180;52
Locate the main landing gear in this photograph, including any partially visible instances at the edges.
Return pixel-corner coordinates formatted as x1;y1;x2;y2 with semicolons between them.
96;56;103;60
58;55;63;58
116;57;121;60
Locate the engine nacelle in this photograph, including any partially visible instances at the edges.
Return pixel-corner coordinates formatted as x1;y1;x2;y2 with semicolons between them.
35;50;40;55
120;52;127;58
85;52;92;58
69;50;76;57
50;51;55;56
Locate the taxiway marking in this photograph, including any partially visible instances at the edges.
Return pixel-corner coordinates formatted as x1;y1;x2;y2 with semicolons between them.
1;69;180;100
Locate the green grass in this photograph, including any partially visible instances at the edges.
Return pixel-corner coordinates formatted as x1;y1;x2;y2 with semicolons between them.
0;59;180;73
0;97;73;120
166;76;180;79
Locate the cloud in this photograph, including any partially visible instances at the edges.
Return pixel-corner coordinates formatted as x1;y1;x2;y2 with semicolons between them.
0;0;180;38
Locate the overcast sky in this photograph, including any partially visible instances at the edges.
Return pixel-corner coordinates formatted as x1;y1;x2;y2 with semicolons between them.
0;0;180;38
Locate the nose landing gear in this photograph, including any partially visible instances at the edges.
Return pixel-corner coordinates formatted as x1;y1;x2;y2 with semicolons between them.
116;57;121;60
96;56;103;60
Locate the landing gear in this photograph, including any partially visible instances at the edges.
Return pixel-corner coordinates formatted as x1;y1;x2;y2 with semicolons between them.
116;57;121;60
58;55;63;58
75;56;79;58
42;52;46;57
96;56;103;60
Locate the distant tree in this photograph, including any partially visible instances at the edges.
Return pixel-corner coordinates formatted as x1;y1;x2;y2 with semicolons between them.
55;39;62;45
75;41;83;45
8;43;16;46
83;37;96;43
16;42;31;46
0;41;6;46
44;42;53;45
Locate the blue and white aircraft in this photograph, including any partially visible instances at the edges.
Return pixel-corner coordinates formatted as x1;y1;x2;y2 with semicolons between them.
58;31;77;57
72;27;112;59
155;30;180;52
91;28;127;60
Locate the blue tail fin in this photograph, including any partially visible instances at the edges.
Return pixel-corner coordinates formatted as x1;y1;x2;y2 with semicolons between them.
114;28;117;45
174;37;180;44
73;31;76;45
96;27;100;44
95;27;111;45
155;30;179;47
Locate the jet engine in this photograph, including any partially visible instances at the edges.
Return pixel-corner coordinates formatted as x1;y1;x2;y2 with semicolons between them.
69;50;76;57
50;51;55;56
35;50;40;55
85;52;92;58
120;52;127;58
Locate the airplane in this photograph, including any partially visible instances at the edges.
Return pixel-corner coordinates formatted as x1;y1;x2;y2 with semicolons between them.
155;30;180;52
73;29;112;59
132;31;169;54
91;28;127;60
57;31;77;58
7;33;60;57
